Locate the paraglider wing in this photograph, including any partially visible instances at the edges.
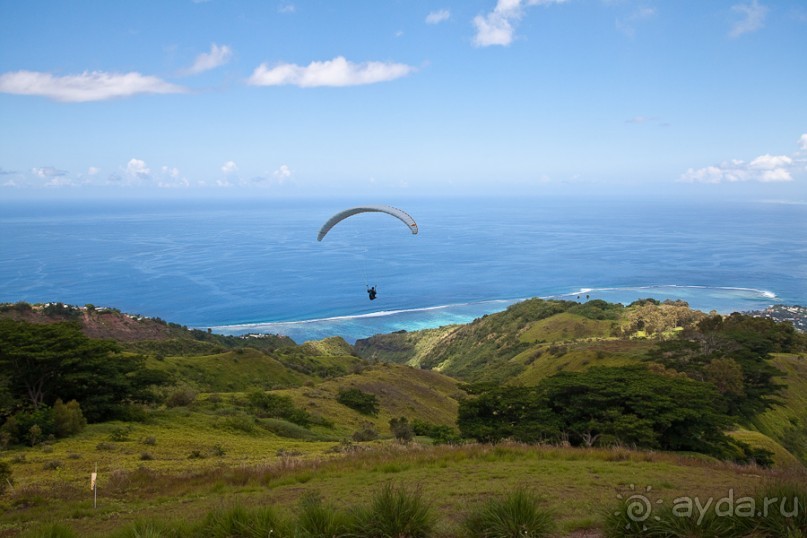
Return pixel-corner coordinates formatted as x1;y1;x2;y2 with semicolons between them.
317;205;418;241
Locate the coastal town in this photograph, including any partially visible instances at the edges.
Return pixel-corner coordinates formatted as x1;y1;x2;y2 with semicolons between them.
746;304;807;333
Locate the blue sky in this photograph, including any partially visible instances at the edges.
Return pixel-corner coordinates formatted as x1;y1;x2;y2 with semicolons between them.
1;0;805;200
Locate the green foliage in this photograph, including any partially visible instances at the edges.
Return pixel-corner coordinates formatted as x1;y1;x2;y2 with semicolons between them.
650;312;794;421
389;416;414;442
0;319;169;423
459;366;743;460
53;399;86;437
351;482;435;538
411;419;461;445
463;489;555;538
247;390;313;426
568;299;624;321
8;407;56;445
337;388;379;416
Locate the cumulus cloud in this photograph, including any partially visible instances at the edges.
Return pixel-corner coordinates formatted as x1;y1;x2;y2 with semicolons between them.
426;9;451;24
0;70;186;102
221;160;238;174
679;137;805;184
730;0;768;37
126;158;151;182
799;134;807;151
274;164;292;182
185;43;233;75
248;56;415;87
472;0;568;47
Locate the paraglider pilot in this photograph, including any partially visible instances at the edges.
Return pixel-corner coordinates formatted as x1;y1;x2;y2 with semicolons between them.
367;286;377;301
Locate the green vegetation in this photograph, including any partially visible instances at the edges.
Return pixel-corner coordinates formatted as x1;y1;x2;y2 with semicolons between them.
1;299;805;537
462;488;554;538
458;365;758;462
336;387;380;416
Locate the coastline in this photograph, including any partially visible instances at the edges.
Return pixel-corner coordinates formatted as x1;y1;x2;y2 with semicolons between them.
209;284;792;344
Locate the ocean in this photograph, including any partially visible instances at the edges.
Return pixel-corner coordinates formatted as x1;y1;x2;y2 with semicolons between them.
1;196;804;343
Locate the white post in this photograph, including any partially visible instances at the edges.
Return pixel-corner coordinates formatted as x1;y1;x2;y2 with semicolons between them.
92;463;97;509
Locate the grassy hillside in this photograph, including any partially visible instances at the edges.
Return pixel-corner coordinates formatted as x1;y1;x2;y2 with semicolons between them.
2;298;806;537
750;353;807;464
4;441;802;537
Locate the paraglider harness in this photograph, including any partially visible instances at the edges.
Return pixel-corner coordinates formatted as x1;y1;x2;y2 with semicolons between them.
367;286;377;301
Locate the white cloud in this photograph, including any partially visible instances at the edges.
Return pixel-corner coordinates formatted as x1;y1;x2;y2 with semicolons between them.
32;166;68;179
278;4;295;14
221;160;239;174
799;134;807;151
749;154;792;170
472;0;568;47
426;9;451;24
730;0;767;37
126;158;151;180
87;166;100;176
0;70;186;102
679;139;803;184
186;43;233;75
248;56;415;87
274;164;292;181
161;165;181;178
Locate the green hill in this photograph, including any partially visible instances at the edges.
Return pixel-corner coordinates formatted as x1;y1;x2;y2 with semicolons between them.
2;298;806;537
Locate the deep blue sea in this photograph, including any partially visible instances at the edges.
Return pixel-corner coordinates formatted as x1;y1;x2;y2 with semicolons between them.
1;197;804;343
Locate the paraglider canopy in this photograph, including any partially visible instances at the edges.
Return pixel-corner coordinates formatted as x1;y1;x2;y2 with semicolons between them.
317;205;418;241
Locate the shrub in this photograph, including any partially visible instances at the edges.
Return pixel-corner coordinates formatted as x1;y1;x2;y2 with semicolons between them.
389;417;414;443
108;426;131;442
352;422;379;442
352;483;435;538
53;399;87;438
463;489;555;538
165;387;196;408
337;388;379;416
248;390;313;426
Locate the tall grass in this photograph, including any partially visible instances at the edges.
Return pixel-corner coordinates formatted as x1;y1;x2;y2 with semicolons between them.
462;488;555;538
296;492;352;537
198;504;292;538
20;523;79;538
351;482;436;538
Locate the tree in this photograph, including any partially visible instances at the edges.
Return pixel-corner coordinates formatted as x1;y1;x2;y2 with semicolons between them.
0;319;169;422
459;366;739;459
